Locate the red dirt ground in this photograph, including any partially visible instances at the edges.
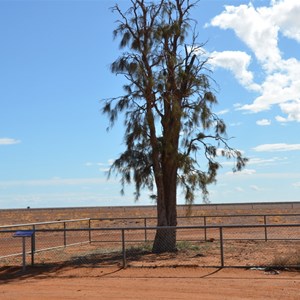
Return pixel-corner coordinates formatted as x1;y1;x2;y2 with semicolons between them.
0;266;299;299
1;204;299;298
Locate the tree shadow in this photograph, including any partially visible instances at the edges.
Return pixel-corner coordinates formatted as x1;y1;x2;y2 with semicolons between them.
0;249;150;283
199;267;223;278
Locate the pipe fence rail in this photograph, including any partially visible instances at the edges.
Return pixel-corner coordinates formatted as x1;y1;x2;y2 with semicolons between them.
89;213;300;242
1;216;299;269
89;212;300;225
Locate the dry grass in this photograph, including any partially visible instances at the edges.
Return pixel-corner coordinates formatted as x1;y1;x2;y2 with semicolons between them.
271;249;300;268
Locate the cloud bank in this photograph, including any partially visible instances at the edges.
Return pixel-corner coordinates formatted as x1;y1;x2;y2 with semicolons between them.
0;138;21;145
208;0;300;122
253;143;300;152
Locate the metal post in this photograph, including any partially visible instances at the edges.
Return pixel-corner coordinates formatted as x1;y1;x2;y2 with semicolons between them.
63;222;67;247
31;225;36;266
122;229;127;268
144;218;147;242
264;215;268;241
204;216;207;241
88;219;92;243
219;227;224;267
22;237;26;272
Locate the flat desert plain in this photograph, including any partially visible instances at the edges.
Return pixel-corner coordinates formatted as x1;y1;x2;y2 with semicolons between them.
0;202;299;226
0;203;299;299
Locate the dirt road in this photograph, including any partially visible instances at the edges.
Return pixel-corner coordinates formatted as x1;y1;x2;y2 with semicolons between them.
1;266;299;299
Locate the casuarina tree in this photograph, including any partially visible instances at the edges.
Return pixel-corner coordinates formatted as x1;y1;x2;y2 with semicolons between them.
102;0;247;253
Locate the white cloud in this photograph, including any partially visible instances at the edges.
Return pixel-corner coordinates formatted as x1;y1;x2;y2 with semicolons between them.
235;187;244;192
209;0;300;121
0;138;21;145
0;177;110;188
217;109;230;115
277;99;300;122
84;162;93;167
210;3;281;69
226;168;256;176
84;159;114;171
292;182;300;188
108;159;115;165
253;143;300;152
250;185;261;191
209;51;260;91
233;103;243;109
269;0;300;43
275;115;288;123
239;60;300;113
229;122;242;127
256;119;271;126
247;156;287;166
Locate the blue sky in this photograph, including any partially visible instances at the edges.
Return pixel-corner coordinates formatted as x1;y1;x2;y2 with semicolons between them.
0;0;300;208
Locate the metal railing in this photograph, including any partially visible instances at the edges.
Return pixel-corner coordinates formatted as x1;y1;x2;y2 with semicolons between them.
1;223;300;269
89;213;300;242
55;223;300;268
0;218;91;261
89;213;300;227
1;213;299;256
0;213;299;269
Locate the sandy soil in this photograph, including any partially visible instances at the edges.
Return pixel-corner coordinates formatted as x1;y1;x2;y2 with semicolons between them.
0;266;299;300
1;204;299;299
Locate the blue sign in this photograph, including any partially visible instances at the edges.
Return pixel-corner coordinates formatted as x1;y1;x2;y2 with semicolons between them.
13;230;34;237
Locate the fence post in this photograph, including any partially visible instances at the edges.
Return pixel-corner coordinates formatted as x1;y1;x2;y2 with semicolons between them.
219;227;224;267
22;236;26;272
31;225;36;266
144;218;147;242
122;229;127;268
263;215;268;241
63;222;67;247
204;216;207;241
88;219;92;243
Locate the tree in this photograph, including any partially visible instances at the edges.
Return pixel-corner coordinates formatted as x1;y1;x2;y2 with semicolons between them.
102;0;247;253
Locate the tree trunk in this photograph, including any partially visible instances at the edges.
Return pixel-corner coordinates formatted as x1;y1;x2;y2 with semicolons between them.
152;199;177;253
152;100;180;253
152;161;178;253
152;227;177;253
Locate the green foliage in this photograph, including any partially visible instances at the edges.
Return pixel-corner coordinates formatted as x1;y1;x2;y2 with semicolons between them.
128;242;153;253
176;241;200;251
102;0;247;204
